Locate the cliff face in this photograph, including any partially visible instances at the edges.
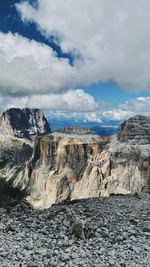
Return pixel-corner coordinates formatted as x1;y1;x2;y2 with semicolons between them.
0;108;51;140
0;134;33;199
76;115;150;198
118;115;150;144
1;114;150;209
24;116;150;208
56;126;96;135
24;133;109;208
74;137;150;199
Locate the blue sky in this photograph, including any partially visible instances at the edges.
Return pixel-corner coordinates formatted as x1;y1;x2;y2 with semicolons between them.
0;0;150;123
84;82;150;105
0;0;69;59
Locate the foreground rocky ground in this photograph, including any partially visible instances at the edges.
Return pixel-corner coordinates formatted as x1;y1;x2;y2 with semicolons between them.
0;194;150;267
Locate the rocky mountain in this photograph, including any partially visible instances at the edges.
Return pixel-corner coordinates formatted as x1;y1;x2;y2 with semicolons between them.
0;108;51;140
0;114;150;209
118;115;150;144
23;132;109;208
56;126;96;135
0;114;150;266
21;115;150;209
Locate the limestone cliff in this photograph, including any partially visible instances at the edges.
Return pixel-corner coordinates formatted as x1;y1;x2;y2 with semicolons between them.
118;115;150;144
1;114;150;209
74;116;150;199
0;134;33;207
23;116;150;208
56;126;96;135
0;135;33;185
0;108;51;140
24;133;109;208
74;137;150;199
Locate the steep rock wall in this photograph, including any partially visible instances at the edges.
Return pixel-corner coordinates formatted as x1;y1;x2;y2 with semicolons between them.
0;134;33;189
25;133;108;208
1;115;149;209
0;108;51;140
24;116;150;208
73;137;150;199
118;115;150;144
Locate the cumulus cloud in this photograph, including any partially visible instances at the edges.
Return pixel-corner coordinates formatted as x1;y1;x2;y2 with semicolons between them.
95;97;150;121
44;97;150;123
0;32;76;96
1;1;150;117
0;89;97;113
26;89;97;111
16;0;150;91
0;96;28;112
1;93;150;123
120;97;150;115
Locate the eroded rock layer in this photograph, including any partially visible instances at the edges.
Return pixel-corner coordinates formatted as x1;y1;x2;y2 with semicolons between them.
118;115;150;144
75;137;150;199
24;116;150;208
25;133;109;208
1;115;150;209
56;126;96;135
0;134;33;207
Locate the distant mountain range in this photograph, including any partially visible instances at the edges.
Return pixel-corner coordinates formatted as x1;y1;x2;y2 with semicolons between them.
47;117;121;136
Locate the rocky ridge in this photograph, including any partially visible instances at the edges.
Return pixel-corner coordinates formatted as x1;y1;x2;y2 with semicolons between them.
56;126;96;135
118;115;150;144
0;108;51;140
22;116;150;208
0;194;150;267
0;113;150;209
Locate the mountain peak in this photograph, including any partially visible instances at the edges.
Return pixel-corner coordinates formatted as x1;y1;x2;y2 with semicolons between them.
0;108;51;140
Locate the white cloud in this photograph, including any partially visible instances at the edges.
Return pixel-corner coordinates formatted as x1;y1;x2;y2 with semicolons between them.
44;110;102;123
26;89;97;111
0;32;76;96
44;97;150;123
0;96;28;112
0;89;97;112
120;97;150;115
101;110;134;121
96;97;150;121
16;0;150;91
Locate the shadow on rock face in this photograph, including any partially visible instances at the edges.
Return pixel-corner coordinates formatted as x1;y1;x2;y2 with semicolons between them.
0;178;26;208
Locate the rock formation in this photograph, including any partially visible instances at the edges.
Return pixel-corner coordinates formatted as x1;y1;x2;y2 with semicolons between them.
56;126;96;135
118;115;150;144
23;132;109;208
0;114;150;209
0;134;33;207
75;136;150;199
21;116;150;208
0;108;51;140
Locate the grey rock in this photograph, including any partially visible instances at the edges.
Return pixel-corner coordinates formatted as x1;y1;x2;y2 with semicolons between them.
118;115;150;144
0;108;50;141
56;126;96;135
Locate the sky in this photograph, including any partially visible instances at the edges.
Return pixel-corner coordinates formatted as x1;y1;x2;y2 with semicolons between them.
0;0;150;123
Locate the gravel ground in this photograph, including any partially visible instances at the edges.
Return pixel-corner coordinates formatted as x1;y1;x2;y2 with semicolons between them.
0;194;150;267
